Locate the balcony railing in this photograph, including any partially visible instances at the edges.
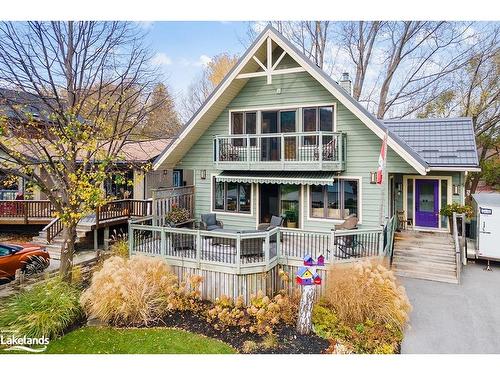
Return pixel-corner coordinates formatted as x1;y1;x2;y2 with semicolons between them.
213;131;346;171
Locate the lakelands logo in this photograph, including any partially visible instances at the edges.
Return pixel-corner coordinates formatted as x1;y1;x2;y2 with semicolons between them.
1;330;49;353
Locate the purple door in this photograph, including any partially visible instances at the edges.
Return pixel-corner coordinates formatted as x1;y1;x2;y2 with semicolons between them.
415;179;439;228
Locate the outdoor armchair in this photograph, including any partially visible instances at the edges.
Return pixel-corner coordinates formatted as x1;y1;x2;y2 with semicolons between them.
257;215;284;231
199;213;223;231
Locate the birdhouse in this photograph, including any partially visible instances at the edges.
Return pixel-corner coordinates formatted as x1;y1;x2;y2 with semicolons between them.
296;266;316;285
303;255;314;266
312;272;322;285
317;255;325;267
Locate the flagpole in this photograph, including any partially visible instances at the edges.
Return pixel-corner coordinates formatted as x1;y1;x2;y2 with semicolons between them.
378;129;389;226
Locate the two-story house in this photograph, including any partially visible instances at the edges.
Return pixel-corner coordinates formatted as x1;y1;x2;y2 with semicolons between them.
152;25;479;235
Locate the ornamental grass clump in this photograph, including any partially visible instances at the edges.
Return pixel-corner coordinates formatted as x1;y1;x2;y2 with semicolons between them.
312;260;411;354
80;256;202;327
323;260;411;330
0;277;83;339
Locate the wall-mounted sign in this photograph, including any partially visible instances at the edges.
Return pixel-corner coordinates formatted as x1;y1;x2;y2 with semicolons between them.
480;207;493;215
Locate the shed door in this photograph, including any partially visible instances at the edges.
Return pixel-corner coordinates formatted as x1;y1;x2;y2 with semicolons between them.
478;207;500;259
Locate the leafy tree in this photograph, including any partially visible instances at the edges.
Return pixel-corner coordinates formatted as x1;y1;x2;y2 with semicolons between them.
0;21;159;281
181;53;238;121
140;83;181;138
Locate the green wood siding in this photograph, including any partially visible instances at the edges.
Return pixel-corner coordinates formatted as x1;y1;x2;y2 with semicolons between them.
175;70;457;231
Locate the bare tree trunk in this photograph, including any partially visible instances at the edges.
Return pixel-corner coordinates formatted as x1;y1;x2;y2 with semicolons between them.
59;221;77;282
296;285;316;334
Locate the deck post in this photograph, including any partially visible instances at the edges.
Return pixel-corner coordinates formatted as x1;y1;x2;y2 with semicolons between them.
378;228;384;256
246;134;251;169
93;228;98;250
319;131;323;169
160;227;166;256
236;233;241;273
196;230;201;269
104;226;110;251
264;232;270;268
329;228;336;260
128;220;134;256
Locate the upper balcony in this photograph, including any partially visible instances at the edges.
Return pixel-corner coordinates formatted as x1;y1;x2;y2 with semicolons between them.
213;131;346;171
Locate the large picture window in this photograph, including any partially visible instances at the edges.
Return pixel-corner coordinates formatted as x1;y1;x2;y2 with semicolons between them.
213;179;251;214
310;179;359;219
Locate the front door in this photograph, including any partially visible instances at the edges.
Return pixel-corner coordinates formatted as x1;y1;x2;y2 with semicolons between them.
415;179;439;228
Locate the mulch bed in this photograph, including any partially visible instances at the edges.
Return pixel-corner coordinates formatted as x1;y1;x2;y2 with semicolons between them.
158;309;330;354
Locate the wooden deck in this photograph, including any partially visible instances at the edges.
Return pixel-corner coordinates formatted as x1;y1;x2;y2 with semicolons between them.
130;217;397;302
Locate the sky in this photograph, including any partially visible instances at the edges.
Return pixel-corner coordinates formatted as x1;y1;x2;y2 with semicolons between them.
142;21;252;101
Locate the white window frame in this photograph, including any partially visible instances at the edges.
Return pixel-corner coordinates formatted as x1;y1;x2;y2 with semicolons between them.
228;102;337;134
210;174;254;216
306;176;363;224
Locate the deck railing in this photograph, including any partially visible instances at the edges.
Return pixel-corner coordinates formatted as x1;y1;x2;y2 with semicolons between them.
129;218;387;274
452;212;467;283
44;218;64;243
0;200;55;223
151;186;195;226
96;199;152;227
213;131;346;171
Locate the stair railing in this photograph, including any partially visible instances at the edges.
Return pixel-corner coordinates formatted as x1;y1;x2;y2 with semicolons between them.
452;212;467;283
44;217;64;243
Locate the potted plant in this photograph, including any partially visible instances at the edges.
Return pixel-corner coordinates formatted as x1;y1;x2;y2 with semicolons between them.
165;205;190;227
285;209;298;228
439;203;473;234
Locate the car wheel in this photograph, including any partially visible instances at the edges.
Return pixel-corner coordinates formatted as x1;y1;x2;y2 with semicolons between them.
22;256;49;276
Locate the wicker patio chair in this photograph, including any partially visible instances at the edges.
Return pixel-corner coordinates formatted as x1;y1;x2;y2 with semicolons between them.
199;213;223;231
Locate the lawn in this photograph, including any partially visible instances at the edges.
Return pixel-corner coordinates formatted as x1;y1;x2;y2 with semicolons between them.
42;327;236;354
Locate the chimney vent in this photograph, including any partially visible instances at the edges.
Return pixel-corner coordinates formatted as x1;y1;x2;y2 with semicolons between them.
339;72;352;96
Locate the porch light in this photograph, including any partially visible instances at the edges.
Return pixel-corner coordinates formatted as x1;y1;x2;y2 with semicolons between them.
369;172;377;184
453;184;460;195
200;169;207;180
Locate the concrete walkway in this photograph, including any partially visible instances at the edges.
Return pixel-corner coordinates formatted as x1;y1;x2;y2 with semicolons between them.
401;260;500;354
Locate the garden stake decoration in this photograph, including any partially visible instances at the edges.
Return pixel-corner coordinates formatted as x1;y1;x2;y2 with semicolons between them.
296;255;324;334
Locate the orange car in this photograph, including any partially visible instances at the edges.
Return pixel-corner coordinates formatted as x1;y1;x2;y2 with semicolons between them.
0;243;50;281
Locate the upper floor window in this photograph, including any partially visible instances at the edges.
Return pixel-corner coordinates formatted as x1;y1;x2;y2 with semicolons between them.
231;112;257;146
303;106;334;145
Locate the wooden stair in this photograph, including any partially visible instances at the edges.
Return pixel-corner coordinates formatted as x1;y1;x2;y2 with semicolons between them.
31;223;93;260
392;230;458;284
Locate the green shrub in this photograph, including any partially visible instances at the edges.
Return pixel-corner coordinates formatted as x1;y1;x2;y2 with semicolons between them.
109;229;129;258
439;202;473;218
205;290;298;335
312;303;402;354
0;277;82;339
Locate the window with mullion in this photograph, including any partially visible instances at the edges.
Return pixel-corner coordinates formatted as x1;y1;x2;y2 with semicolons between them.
310;180;358;220
213;179;251;214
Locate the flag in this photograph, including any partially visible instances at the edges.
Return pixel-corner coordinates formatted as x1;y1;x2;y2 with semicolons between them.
377;131;388;184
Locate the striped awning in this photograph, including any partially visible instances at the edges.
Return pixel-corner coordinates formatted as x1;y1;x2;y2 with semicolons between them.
215;171;338;185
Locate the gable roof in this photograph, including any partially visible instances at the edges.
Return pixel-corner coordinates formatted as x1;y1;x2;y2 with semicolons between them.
384;118;480;171
153;25;430;175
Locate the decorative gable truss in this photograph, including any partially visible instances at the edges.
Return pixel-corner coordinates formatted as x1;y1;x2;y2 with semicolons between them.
236;37;306;84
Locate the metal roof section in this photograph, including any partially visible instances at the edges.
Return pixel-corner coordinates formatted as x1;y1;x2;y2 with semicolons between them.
384;117;479;169
216;171;338;185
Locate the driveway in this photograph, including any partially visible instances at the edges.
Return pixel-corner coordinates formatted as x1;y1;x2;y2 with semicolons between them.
401;260;500;354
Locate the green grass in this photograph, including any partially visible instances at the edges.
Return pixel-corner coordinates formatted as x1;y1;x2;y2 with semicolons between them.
42;327;236;354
